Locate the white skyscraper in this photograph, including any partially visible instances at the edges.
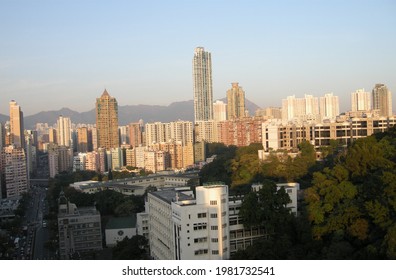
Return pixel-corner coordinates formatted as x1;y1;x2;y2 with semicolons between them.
281;95;319;123
213;100;227;121
320;93;340;121
351;89;371;112
57;115;72;147
193;47;213;122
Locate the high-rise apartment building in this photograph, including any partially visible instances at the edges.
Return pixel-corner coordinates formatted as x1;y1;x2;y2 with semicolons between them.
372;84;392;117
57;116;72;147
48;128;57;144
119;125;129;145
319;93;340;121
85;151;99;172
169;121;193;145
281;95;320;123
145;121;193;146
193;47;213;122
128;122;144;148
255;107;282;119
96;89;120;149
9;100;24;149
351;89;371;112
111;147;124;170
77;127;90;153
194;121;217;143
227;82;246;120
0;122;4;150
1;145;28;198
213;100;227;122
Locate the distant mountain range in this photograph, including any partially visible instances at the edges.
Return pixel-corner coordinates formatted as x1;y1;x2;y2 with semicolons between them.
0;99;261;129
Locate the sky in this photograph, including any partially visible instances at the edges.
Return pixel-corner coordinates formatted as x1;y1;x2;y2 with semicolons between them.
1;0;395;116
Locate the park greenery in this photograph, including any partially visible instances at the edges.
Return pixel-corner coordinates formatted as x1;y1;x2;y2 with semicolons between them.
200;127;396;259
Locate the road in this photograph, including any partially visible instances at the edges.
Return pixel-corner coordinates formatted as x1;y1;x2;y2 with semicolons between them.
18;185;53;260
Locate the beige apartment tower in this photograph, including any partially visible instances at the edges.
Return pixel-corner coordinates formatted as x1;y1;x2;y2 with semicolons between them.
95;89;120;149
9;100;24;149
372;84;392;117
227;82;246;120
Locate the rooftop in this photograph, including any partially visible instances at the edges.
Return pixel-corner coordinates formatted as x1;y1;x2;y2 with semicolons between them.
106;216;137;230
150;189;194;204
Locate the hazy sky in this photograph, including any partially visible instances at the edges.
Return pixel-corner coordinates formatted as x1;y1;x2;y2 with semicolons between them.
1;0;395;116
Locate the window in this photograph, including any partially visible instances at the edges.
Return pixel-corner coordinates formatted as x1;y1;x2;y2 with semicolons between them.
211;226;218;230
221;211;227;217
194;249;208;255
193;223;207;231
210;213;217;218
212;250;219;255
197;213;207;218
211;238;218;243
210;200;217;205
194;237;207;243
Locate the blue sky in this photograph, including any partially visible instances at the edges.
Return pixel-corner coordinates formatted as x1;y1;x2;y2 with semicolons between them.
1;0;395;116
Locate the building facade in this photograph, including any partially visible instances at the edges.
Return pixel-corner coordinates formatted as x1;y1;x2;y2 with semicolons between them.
319;93;340;121
351;88;371;112
96;89;120;149
1;145;28;198
261;116;396;151
227;82;246;120
142;182;298;260
193;47;213;122
213;100;227;122
57;115;72;148
372;83;392;117
9;101;24;149
58;192;102;260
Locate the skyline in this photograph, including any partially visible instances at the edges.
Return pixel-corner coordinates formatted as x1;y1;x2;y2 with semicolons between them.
1;0;395;116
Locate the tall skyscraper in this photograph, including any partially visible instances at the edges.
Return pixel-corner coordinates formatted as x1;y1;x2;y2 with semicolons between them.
57;115;72;147
1;145;28;198
193;47;213;122
213;100;227;121
319;93;340;121
128;122;143;148
351;89;371;112
77;127;89;153
372;84;392;117
227;82;246;120
9;100;24;149
0;122;4;150
96;89;120;149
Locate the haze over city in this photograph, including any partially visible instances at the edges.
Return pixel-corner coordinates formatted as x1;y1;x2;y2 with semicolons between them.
1;0;395;116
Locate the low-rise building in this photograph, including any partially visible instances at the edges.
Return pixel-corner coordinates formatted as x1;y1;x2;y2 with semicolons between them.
57;191;102;260
105;216;137;247
141;182;298;260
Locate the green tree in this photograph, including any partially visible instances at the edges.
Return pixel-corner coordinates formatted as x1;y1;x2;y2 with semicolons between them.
239;180;292;233
94;190;125;216
112;235;148;260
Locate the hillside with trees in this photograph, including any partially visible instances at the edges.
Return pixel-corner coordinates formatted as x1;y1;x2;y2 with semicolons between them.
201;128;396;259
